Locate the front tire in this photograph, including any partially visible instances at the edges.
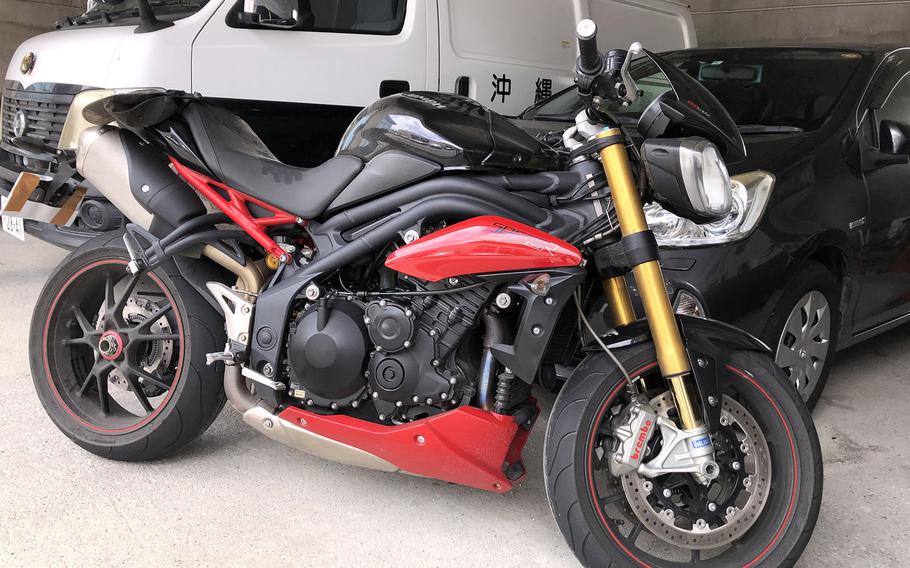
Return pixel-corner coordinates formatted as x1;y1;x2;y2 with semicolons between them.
544;341;822;567
29;233;227;461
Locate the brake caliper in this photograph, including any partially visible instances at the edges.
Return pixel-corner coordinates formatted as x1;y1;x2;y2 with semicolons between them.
609;398;719;484
608;398;659;476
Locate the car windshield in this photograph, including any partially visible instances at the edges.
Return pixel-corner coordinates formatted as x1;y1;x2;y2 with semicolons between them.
523;48;867;132
66;0;210;26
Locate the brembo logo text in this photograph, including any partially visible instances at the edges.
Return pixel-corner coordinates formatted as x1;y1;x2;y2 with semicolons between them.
631;420;653;460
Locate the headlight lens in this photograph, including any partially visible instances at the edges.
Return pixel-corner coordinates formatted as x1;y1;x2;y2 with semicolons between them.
642;137;733;223
679;139;731;218
646;170;775;247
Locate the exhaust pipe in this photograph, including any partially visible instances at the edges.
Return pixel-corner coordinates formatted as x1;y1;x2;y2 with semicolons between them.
76;126;205;233
76;127;155;230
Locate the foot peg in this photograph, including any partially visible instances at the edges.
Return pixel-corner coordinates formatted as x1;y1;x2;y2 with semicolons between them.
123;230;146;274
206;351;237;366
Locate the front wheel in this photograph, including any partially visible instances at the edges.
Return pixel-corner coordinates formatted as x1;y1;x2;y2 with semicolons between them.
544;341;822;567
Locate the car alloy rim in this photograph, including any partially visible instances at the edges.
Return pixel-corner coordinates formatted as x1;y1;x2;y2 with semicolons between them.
775;290;830;399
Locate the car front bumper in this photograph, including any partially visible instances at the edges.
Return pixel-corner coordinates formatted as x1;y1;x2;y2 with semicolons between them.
647;231;793;339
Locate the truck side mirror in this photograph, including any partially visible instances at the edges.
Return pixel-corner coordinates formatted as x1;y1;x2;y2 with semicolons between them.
879;119;910;155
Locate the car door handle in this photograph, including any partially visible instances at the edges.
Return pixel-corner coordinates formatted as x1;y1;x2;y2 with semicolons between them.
455;76;470;97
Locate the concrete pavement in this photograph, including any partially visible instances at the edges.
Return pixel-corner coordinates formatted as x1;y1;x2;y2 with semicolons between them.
0;236;907;567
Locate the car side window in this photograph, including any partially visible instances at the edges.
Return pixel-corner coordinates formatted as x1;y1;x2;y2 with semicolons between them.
875;73;910;127
861;51;910;118
227;0;406;34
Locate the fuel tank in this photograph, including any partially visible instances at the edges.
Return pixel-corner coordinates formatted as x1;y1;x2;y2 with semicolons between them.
385;216;582;282
337;92;560;171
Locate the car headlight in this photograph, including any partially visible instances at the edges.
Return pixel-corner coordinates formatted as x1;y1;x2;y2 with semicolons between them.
642;137;732;223
645;170;775;247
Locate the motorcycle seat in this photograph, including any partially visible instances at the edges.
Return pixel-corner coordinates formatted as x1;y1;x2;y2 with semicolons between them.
183;102;364;220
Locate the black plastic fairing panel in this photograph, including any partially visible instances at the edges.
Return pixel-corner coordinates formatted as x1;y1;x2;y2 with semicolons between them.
488;268;588;383
83;90;186;128
326;150;441;213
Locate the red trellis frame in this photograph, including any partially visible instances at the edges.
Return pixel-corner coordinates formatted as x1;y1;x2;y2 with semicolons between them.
170;157;297;261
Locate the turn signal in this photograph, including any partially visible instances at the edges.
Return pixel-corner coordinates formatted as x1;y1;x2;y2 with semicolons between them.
525;273;551;297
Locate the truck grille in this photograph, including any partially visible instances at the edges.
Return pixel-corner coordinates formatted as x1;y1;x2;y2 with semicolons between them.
1;86;76;149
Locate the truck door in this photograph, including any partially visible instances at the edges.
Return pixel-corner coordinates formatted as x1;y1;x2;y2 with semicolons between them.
436;0;576;115
854;49;910;331
192;0;433;166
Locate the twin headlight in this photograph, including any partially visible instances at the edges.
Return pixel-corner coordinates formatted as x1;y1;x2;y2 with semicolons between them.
642;137;775;247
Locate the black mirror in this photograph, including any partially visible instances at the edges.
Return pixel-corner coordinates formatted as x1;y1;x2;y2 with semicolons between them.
879;119;910;155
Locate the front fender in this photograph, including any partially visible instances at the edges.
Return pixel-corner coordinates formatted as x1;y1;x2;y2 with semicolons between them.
604;315;770;431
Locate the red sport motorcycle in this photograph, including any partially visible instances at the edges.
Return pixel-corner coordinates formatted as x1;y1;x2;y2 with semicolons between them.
30;20;821;567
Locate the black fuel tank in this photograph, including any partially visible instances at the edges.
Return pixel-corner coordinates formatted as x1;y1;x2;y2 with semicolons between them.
337;92;559;171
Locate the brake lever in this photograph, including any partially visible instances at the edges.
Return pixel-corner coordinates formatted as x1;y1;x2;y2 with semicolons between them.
618;41;643;104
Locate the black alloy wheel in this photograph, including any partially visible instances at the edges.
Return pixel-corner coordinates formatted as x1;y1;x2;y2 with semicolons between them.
30;233;227;460
544;342;822;568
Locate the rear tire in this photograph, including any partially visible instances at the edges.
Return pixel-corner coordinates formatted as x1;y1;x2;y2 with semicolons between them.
29;232;227;461
544;341;822;568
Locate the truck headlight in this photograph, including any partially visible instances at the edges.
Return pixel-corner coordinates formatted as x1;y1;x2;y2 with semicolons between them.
645;171;775;247
59;89;140;150
642;137;732;223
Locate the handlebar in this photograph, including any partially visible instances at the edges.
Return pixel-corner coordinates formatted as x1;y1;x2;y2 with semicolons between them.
575;19;602;75
574;19;643;114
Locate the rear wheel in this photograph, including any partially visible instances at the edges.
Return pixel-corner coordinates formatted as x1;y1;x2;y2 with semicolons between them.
544;341;822;567
29;233;227;460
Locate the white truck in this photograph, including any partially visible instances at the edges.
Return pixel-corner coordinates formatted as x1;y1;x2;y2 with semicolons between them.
1;0;695;247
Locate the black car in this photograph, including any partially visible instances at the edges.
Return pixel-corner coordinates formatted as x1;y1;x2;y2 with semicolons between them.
514;45;910;407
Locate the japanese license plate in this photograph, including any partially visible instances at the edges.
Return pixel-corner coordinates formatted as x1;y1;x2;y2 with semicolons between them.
1;195;25;241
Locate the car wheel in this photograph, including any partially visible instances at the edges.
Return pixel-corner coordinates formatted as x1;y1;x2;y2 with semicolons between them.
762;261;840;409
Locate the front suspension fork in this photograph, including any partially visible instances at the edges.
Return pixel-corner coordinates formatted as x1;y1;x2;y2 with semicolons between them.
596;129;704;431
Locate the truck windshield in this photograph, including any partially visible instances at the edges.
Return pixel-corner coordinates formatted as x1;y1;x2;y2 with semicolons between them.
64;0;210;27
522;48;867;132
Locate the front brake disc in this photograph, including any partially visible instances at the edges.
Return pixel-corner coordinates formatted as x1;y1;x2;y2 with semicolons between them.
620;392;772;550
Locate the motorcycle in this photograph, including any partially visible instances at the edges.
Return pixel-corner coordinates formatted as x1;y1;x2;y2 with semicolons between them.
29;19;821;567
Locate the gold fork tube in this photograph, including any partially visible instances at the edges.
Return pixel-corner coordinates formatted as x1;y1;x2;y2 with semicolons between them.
602;276;636;328
596;129;701;430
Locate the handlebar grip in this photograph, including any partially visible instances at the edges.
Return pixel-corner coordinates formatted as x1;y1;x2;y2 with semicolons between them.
575;19;602;75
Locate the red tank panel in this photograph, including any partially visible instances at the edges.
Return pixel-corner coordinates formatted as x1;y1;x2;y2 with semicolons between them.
384;216;582;282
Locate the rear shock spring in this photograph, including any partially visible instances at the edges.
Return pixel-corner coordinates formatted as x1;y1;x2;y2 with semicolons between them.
493;370;515;414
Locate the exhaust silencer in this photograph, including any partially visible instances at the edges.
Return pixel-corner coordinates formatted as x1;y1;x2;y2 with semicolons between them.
76;126;205;234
